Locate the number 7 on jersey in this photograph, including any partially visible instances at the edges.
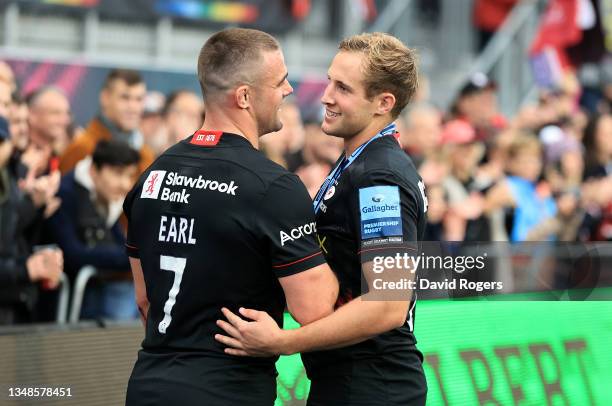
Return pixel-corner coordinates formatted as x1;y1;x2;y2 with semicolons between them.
158;255;186;334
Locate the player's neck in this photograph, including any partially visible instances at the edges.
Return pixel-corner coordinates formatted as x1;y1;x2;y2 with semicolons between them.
200;112;259;149
343;117;392;157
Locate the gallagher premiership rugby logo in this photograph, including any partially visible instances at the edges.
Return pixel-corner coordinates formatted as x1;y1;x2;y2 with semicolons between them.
359;186;402;239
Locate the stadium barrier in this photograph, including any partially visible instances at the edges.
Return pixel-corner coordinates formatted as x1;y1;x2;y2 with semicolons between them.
1;289;611;405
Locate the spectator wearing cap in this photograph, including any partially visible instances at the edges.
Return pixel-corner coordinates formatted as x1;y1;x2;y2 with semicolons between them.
440;119;491;241
540;124;584;191
47;139;140;320
0;115;64;324
59;69;154;176
452;72;507;141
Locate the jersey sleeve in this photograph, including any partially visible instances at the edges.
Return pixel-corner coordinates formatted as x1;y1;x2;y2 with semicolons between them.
350;169;424;263
123;180;141;258
255;174;326;277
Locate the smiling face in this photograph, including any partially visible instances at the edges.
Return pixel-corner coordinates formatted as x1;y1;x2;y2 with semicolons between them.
320;51;380;140
100;79;146;132
250;50;293;136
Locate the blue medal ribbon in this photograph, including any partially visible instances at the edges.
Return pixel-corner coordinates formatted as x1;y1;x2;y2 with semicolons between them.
313;123;397;214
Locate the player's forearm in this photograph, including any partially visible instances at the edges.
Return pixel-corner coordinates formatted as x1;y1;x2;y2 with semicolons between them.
279;298;409;355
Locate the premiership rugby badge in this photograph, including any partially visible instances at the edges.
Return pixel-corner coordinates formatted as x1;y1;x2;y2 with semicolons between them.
359;185;402;239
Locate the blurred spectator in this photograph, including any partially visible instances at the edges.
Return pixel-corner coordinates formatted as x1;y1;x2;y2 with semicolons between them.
579;174;612;240
485;134;557;241
0;80;10;118
262;100;305;170
415;0;440;27
59;69;154;175
47;140;140;320
596;58;612;114
290;123;343;193
162;89;204;148
422;183;447;241
140;91;166;156
525;188;584;241
582;113;612;179
473;0;519;51
0;61;16;93
296;162;331;198
400;103;442;167
540;125;584;191
452;72;507;140
26;86;71;167
577;113;612;241
440;120;490;241
299;122;343;167
413;74;431;104
0;116;63;325
9;93;29;152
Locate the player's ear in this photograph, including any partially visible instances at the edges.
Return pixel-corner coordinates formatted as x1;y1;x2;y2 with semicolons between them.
235;85;251;109
375;92;396;116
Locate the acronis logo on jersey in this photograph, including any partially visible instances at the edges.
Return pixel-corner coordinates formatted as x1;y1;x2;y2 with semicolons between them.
359;186;402;239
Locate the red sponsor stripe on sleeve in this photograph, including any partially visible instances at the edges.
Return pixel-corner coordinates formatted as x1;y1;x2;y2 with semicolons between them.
272;251;322;269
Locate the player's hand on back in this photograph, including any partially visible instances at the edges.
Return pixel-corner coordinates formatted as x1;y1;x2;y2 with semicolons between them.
215;307;286;357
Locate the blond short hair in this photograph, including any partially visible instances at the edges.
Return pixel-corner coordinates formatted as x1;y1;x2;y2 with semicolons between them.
507;134;542;160
339;32;418;118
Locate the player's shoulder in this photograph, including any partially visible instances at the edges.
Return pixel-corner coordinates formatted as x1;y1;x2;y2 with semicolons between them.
354;136;421;187
145;137;298;193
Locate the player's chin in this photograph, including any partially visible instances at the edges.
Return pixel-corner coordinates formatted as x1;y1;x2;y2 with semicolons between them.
321;121;339;136
274;120;284;132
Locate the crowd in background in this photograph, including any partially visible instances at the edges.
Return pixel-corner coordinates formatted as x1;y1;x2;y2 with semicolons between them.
1;35;611;324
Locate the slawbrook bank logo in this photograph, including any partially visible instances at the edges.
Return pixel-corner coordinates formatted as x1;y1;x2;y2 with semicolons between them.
141;170;238;204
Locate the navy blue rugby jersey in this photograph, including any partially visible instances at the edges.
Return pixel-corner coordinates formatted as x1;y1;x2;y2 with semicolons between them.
123;131;325;364
303;134;428;378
